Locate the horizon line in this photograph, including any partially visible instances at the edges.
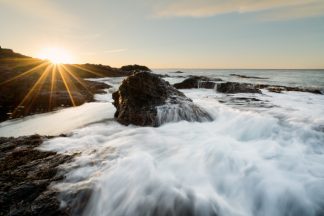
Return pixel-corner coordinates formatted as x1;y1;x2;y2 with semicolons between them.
151;68;324;70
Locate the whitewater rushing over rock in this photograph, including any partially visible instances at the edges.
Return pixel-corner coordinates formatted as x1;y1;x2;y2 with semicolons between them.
156;99;212;126
4;70;324;216
112;72;212;126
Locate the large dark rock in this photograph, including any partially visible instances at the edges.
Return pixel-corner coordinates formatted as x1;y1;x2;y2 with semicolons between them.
174;76;222;89
216;82;262;94
112;72;212;126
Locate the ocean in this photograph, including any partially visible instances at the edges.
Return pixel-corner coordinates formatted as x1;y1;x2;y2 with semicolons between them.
0;69;324;216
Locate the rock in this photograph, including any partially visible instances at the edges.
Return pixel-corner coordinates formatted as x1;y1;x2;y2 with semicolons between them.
85;80;111;94
0;63;113;122
216;82;262;94
171;71;184;74
254;84;323;94
120;64;151;73
0;46;30;59
230;74;268;79
156;74;170;78
112;72;212;126
59;188;93;215
0;47;126;122
0;135;73;216
174;76;222;89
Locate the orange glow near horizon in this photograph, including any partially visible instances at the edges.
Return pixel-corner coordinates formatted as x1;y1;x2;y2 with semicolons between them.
37;47;74;64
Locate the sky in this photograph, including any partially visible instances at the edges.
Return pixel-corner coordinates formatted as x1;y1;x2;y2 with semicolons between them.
1;0;324;69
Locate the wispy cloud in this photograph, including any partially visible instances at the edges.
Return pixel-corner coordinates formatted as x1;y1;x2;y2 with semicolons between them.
104;49;127;53
154;0;324;20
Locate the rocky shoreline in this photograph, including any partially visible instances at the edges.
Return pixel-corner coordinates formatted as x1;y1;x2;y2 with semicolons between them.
173;77;323;94
1;47;323;216
0;135;73;216
0;47;154;122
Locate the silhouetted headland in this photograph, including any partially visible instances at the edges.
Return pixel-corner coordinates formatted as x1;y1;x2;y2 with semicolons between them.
0;46;150;122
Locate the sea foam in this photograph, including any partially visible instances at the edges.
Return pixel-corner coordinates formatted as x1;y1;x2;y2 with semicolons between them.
36;87;324;216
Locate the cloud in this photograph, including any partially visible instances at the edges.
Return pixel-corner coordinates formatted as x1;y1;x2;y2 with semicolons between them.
153;0;324;19
104;49;127;53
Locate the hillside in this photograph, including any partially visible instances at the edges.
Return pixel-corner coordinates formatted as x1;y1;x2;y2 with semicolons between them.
0;47;150;122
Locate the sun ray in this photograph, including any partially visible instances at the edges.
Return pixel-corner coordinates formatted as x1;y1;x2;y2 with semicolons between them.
12;64;52;117
0;61;50;85
61;64;92;93
27;64;53;111
57;65;76;106
49;64;57;109
69;64;104;77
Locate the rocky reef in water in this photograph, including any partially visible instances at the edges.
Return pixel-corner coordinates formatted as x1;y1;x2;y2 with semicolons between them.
173;76;222;89
120;64;151;73
172;74;323;95
216;82;262;94
230;74;268;79
112;72;212;126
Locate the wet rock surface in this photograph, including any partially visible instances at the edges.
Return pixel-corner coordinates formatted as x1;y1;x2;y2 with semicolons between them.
173;76;222;89
216;82;262;94
230;74;268;79
120;64;151;73
256;84;323;94
170;71;184;74
0;78;111;122
113;72;212;126
216;82;322;95
0;135;73;216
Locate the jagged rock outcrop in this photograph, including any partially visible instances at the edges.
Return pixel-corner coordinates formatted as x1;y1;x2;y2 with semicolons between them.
174;76;222;89
112;72;212;126
216;82;262;94
120;64;151;73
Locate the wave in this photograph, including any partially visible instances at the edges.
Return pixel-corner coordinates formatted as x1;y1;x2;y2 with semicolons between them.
37;88;324;216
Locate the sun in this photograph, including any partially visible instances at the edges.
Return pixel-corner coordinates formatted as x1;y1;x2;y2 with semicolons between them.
37;47;74;64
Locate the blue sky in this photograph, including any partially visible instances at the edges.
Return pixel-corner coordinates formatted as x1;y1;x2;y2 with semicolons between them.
1;0;324;68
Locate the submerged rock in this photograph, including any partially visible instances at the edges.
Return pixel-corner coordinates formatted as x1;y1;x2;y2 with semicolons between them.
170;71;184;74
216;82;262;94
112;72;212;126
230;74;268;79
174;76;222;89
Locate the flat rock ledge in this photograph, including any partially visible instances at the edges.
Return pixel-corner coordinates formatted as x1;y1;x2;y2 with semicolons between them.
113;72;212;126
216;82;262;94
